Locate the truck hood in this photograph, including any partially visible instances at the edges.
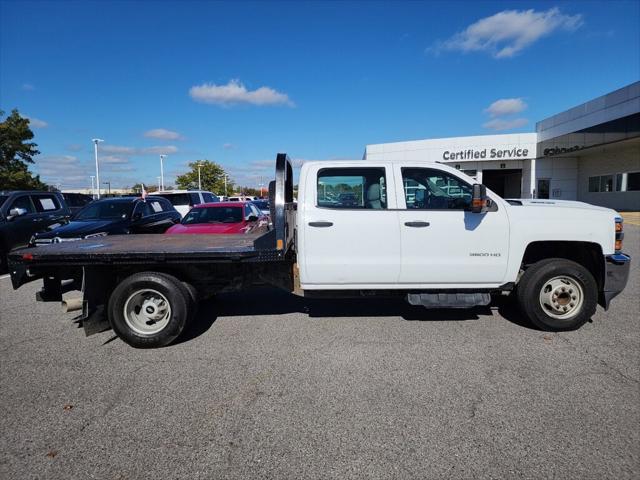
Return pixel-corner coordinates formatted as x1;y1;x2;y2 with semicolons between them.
35;220;126;240
506;198;618;215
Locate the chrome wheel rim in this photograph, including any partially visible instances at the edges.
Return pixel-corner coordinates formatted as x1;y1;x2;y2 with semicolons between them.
539;276;584;320
123;289;171;335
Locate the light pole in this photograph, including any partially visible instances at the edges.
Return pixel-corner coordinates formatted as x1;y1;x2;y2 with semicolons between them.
103;181;111;196
157;176;161;192
197;163;204;190
90;175;95;198
224;174;228;196
159;155;166;191
92;138;104;199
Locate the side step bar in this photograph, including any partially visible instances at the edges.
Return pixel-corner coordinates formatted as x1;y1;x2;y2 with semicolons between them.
407;292;491;308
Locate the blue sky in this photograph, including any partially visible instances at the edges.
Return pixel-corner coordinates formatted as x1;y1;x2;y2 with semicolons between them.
1;0;638;190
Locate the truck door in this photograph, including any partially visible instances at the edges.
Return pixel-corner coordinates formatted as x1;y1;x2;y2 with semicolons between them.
300;165;401;286
394;165;510;285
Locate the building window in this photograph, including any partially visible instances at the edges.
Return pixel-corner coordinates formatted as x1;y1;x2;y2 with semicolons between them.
600;175;614;192
588;172;640;192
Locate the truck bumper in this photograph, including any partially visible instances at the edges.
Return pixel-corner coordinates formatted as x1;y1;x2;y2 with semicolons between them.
601;253;631;310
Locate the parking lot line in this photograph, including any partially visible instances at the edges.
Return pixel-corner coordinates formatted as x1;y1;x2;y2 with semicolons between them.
0;274;10;280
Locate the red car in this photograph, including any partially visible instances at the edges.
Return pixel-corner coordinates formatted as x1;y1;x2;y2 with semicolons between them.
165;201;270;235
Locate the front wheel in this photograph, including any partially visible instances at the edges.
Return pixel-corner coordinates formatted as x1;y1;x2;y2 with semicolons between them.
517;258;598;331
108;272;192;348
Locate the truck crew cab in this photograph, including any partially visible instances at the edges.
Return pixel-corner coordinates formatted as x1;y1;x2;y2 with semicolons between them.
7;154;631;348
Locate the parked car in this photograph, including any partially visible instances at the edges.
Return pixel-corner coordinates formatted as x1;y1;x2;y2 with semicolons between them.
166;201;270;235
227;196;256;202
62;192;94;214
251;199;270;216
30;196;180;245
0;191;70;271
154;190;219;218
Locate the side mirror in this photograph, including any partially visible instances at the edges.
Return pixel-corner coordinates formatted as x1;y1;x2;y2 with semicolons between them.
471;184;488;213
248;215;258;222
8;207;28;220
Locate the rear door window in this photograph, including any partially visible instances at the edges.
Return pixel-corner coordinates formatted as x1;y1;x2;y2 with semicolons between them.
317;167;387;209
190;193;201;205
32;194;61;212
157;193;190;206
202;192;218;202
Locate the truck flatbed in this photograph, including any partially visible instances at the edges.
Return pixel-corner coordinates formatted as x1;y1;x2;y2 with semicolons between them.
12;233;269;266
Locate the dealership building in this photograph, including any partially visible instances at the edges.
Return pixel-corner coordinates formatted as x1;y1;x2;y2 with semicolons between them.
364;81;640;210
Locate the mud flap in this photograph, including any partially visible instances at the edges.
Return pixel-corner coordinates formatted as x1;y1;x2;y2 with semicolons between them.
81;267;113;336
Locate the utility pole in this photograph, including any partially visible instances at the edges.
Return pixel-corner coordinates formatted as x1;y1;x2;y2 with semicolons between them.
103;181;111;196
224;174;228;196
159;155;166;191
92;138;104;199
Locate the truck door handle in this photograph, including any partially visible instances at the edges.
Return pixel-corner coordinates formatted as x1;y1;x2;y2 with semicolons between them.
404;221;430;228
308;221;333;228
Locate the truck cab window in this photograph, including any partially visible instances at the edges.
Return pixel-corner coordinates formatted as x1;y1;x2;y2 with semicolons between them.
401;168;472;210
317;167;386;209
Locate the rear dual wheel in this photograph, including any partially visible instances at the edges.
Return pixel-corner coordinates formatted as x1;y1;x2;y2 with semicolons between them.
108;272;196;348
517;258;597;331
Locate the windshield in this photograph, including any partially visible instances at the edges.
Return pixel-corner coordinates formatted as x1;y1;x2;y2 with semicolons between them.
74;201;133;220
182;206;243;225
156;193;191;206
252;200;269;210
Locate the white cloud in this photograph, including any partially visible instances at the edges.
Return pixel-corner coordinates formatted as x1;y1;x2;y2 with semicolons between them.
142;145;178;155
144;128;183;140
22;83;35;91
430;7;583;58
23;115;48;128
223;143;235;149
100;155;130;164
101;145;136;155
66;144;84;152
484;98;527;117
189;79;294;107
482;118;528;131
101;144;178;156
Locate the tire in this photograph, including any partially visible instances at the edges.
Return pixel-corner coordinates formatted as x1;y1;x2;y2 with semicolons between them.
108;272;192;348
517;258;598;331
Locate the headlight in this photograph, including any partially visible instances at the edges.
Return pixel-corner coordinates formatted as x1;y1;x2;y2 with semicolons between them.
84;232;108;239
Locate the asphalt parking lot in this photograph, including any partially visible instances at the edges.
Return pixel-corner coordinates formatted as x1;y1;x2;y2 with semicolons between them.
1;226;638;480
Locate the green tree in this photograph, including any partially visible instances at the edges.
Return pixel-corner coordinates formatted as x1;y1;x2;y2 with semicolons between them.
175;160;233;195
0;109;48;190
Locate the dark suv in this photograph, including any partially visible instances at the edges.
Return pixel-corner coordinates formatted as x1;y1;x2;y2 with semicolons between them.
0;191;70;272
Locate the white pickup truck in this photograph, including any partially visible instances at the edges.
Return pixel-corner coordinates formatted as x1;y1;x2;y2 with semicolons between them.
8;154;630;348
